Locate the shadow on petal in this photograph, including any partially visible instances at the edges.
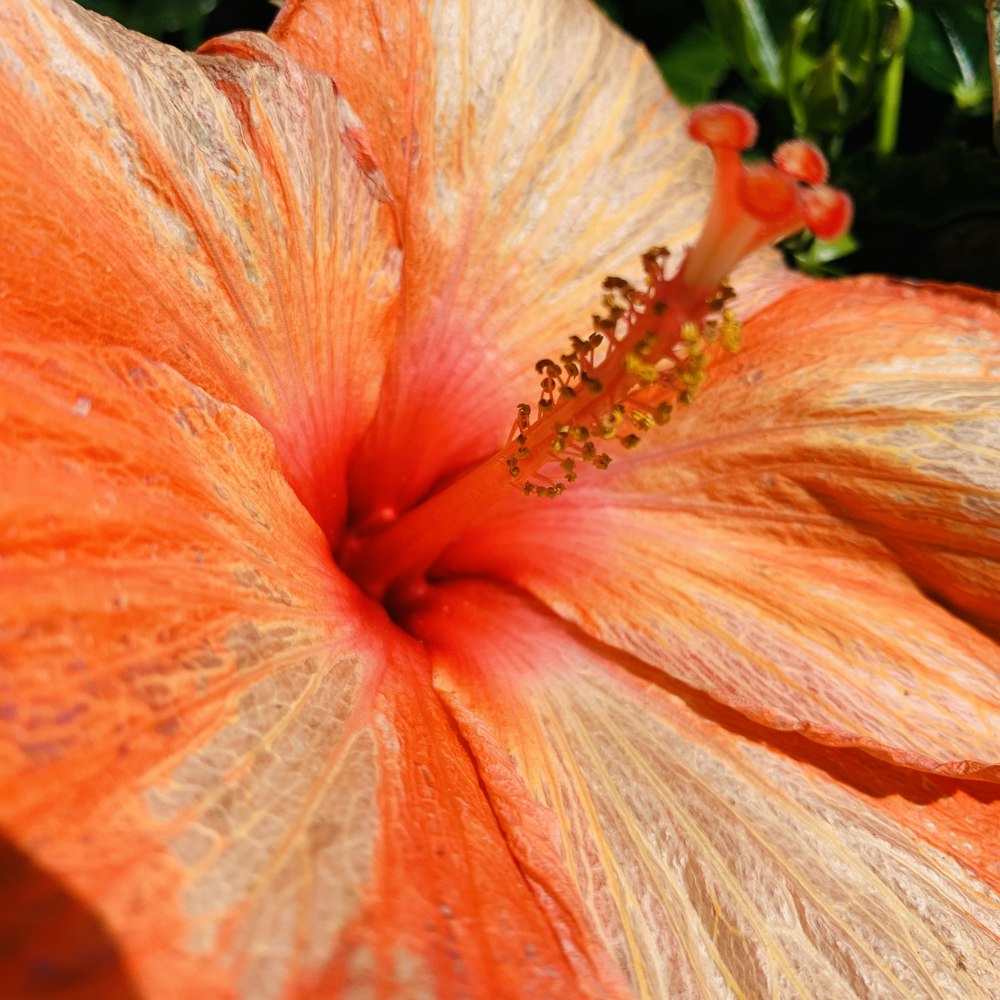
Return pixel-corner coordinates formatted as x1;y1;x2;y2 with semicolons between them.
0;833;139;1000
457;578;1000;811
539;596;1000;897
564;596;1000;808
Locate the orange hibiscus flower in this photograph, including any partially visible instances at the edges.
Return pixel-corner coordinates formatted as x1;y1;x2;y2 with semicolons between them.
1;0;998;998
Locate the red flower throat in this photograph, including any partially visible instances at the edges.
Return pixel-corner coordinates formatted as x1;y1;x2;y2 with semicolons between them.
338;104;851;618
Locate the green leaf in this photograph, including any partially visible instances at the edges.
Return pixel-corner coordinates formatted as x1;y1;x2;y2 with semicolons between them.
990;0;1000;150
783;230;860;275
908;0;991;110
78;0;217;40
703;0;804;95
782;0;912;135
657;24;731;105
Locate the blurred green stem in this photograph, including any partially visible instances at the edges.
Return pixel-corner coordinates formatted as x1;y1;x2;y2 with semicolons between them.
875;50;905;158
989;0;1000;153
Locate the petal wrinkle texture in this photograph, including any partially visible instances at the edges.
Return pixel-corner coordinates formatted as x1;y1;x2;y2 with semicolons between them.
442;277;1000;780
4;1;1000;998
0;342;621;1000
0;339;374;997
416;581;1000;1000
301;651;629;1000
0;0;401;540
271;0;796;521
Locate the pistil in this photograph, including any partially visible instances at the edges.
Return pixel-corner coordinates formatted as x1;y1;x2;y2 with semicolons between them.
340;104;852;609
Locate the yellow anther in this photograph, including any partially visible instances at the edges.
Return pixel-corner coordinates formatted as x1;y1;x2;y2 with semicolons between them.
685;353;708;375
508;241;743;502
602;276;633;292
680;321;701;347
636;332;657;356
707;283;736;310
681;366;708;394
595;406;625;438
719;309;742;352
641;246;670;281
624;351;659;385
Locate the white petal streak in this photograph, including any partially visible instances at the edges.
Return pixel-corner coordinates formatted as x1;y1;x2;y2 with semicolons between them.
423;585;1000;1000
524;665;1000;998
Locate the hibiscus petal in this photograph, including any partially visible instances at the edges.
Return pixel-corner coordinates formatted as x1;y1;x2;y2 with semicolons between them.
303;649;630;1000
414;580;1000;1000
0;342;625;998
0;835;139;998
0;0;400;539
0;339;364;992
442;276;1000;779
271;0;796;521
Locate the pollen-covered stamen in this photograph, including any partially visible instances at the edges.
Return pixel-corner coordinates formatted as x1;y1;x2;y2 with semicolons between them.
341;102;854;605
506;248;742;497
682;103;852;294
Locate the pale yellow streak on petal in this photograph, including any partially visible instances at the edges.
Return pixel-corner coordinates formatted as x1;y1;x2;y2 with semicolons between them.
442;280;1000;778
272;0;796;516
424;583;1000;1000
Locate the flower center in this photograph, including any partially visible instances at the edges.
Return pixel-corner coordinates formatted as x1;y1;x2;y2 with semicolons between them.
337;104;851;620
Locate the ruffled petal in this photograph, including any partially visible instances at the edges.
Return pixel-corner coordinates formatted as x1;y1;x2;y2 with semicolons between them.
297;650;629;1000
0;0;400;538
271;0;796;521
0;343;627;999
412;580;1000;1000
0;339;365;994
441;276;1000;779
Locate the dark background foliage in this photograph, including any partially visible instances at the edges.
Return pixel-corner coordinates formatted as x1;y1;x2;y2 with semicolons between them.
79;0;1000;288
